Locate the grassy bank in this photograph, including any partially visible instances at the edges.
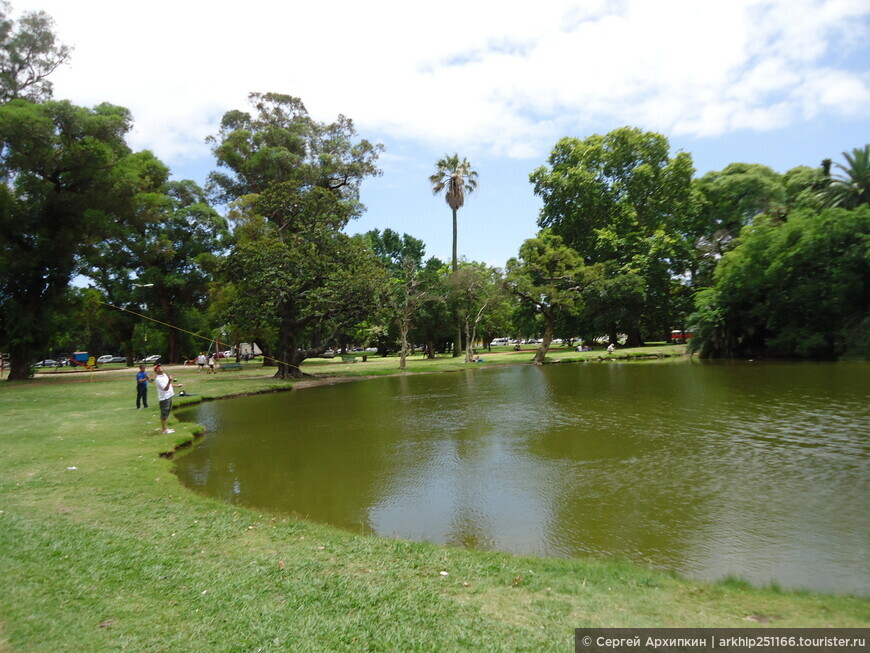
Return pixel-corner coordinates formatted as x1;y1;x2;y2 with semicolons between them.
2;350;867;651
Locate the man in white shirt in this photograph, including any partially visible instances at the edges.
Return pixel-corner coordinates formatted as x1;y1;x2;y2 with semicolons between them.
154;363;182;434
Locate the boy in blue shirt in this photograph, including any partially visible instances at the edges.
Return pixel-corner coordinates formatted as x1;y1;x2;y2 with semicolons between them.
136;364;150;409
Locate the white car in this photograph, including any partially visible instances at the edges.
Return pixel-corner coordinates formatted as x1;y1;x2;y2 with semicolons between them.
97;355;114;364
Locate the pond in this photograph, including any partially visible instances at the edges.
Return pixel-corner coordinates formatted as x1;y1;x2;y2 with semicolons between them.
174;360;870;595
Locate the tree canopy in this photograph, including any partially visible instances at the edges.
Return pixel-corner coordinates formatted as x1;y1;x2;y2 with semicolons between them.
690;205;869;359
208;93;384;378
83;158;229;364
506;231;603;364
530;127;696;345
0;1;71;102
0;99;135;378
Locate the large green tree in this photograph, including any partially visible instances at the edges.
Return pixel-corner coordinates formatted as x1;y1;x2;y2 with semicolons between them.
0;1;71;102
530;127;696;345
221;212;387;376
693;163;785;257
364;228;435;369
449;261;505;363
84;153;228;364
208;93;383;378
429;154;478;273
506;231;603;364
408;259;452;358
429;153;478;356
691;205;869;359
0;99;134;379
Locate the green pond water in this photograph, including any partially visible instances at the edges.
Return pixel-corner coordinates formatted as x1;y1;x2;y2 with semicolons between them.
174;359;870;595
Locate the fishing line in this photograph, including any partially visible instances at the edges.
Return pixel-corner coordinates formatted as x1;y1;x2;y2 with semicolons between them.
98;300;301;372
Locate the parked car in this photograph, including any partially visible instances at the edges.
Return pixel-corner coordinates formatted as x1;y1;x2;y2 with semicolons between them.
97;355;114;364
33;359;57;367
110;356;126;364
670;330;693;344
143;354;161;363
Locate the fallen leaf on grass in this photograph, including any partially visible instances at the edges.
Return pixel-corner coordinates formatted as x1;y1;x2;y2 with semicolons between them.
98;619;114;628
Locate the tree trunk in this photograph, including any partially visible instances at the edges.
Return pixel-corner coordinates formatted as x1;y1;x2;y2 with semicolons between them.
453;324;462;357
257;340;276;366
275;315;304;379
452;207;462;358
533;313;555;365
452;208;458;274
608;322;618;347
426;339;436;359
158;292;181;364
625;326;643;348
399;322;409;370
464;316;473;363
8;348;31;381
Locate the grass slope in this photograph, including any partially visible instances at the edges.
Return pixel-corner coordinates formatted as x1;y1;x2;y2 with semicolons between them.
1;349;867;651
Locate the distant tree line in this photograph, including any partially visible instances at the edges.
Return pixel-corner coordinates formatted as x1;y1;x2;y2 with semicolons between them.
1;3;867;381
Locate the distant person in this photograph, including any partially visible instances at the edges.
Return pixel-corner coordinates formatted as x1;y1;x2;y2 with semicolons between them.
135;364;150;409
196;352;206;372
154;363;181;434
207;354;215;374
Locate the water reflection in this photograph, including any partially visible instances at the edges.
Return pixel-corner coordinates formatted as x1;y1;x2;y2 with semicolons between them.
174;360;870;595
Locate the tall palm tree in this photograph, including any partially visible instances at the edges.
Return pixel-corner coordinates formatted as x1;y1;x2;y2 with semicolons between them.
430;154;478;357
429;154;479;272
820;145;870;209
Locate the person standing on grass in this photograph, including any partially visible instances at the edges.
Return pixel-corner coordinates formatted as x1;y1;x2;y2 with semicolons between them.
154;363;181;434
136;364;150;409
196;351;206;372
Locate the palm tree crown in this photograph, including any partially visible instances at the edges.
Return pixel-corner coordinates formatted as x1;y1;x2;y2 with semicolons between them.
429;154;478;270
821;145;870;209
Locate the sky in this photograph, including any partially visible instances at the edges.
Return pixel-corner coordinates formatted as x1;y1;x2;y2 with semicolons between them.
13;0;870;268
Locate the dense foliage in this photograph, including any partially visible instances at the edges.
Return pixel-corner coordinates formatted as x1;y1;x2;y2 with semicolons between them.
208;93;384;378
0;99;134;378
0;0;70;102
530;127;697;345
690;206;869;359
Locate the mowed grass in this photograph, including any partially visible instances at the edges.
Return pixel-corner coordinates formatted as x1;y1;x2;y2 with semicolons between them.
1;351;868;652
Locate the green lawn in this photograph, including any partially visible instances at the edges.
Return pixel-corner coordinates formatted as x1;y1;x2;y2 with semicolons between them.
1;349;867;651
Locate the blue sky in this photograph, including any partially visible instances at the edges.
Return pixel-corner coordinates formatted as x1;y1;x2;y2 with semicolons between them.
16;0;870;267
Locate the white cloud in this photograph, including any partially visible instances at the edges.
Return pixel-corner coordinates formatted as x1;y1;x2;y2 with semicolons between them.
11;0;869;168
